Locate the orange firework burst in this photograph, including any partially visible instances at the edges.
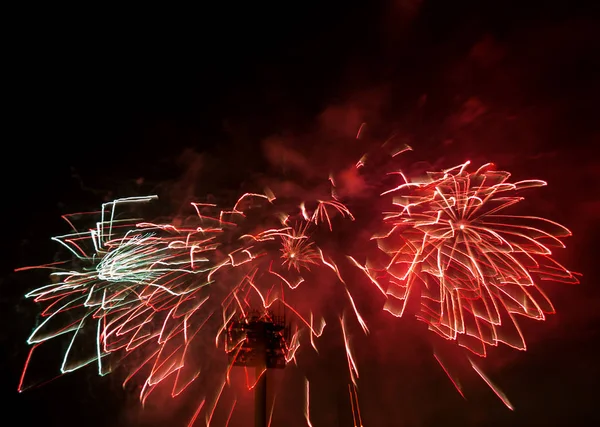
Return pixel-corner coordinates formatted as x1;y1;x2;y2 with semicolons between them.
279;223;320;272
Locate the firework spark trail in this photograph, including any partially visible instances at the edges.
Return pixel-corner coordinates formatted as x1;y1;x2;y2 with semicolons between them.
224;399;237;427
340;315;359;386
304;377;314;427
20;185;365;424
267;393;276;427
468;357;514;410
433;352;465;399
188;399;207;427
348;383;363;427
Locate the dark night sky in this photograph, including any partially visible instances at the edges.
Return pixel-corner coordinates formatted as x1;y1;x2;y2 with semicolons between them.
3;1;600;426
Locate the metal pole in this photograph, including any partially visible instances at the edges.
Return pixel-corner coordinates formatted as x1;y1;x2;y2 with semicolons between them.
254;365;267;427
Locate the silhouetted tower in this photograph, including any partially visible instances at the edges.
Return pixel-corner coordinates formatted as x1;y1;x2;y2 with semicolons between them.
227;310;289;427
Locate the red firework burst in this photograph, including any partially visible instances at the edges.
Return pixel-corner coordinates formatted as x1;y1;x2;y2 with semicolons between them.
278;223;321;272
18;187;365;425
354;161;579;356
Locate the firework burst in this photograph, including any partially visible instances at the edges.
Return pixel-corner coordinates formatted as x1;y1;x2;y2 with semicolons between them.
18;143;580;422
18;186;364;425
354;161;579;356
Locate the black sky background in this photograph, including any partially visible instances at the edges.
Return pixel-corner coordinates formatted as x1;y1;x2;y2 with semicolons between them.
3;1;600;426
